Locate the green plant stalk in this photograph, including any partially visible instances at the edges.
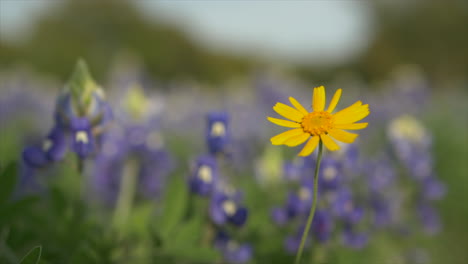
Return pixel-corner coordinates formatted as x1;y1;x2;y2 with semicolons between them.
295;141;323;264
112;158;138;231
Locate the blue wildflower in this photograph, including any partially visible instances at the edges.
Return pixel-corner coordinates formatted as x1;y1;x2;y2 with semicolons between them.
206;111;230;155
189;156;219;196
210;190;248;227
214;231;252;264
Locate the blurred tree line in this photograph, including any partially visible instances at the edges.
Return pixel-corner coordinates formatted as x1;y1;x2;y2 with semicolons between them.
0;0;467;87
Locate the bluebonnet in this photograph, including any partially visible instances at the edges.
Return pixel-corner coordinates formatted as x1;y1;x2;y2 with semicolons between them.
271;147;371;253
210;190;248;227
187;110;251;263
94;85;174;203
206;111;230;155
93;130;172;204
188;155;219;197
214;231;253;264
387;115;445;234
22;60;113;168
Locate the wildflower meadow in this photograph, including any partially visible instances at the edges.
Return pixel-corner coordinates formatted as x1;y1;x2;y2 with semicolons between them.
1;1;467;264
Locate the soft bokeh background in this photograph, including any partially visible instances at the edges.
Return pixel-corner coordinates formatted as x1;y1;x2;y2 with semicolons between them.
0;0;467;263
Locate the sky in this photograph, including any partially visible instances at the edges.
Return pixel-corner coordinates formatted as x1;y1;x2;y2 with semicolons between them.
0;0;375;66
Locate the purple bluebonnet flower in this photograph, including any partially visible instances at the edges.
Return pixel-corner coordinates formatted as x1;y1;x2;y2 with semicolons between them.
284;232;305;254
22;126;67;167
22;60;113;168
365;157;396;193
206;111;230;155
422;176;446;201
311;209;334;243
417;203;441;235
332;188;364;224
283;161;302;182
285;181;314;216
210;190;248;227
318;157;342;191
271;206;292;226
189;156;219;196
342;227;368;249
93;124;173;204
214;231;252;264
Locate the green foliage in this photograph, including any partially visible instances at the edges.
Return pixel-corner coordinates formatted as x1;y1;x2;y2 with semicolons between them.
0;163;17;204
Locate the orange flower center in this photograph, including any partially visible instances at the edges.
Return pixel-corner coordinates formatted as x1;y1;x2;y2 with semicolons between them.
301;111;333;136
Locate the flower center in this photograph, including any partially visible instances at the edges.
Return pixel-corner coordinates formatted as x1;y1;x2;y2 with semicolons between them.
211;122;226;136
198;165;212;183
222;200;237;216
301;111;333;136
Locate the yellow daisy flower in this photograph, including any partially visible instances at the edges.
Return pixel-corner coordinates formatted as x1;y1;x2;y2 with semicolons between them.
267;86;369;156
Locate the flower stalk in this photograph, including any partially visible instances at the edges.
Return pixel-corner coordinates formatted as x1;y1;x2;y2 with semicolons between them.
112;158;138;232
295;141;323;264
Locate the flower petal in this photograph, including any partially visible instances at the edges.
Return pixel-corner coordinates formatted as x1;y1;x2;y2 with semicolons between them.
312;86;326;112
320;134;340;151
267;117;301;128
270;128;304;145
298;136;320;156
326;88;342;113
289;97;309;115
273;103;305;122
328;129;359;144
284;133;310;147
333;102;369;124
334;123;368;130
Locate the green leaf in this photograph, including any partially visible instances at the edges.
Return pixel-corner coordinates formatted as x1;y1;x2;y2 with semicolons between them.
157;177;188;240
19;245;42;264
126;202;154;236
164;215;203;250
0;196;39;225
0;162;17;204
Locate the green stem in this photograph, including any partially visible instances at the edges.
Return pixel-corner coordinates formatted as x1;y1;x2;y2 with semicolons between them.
295;141;323;264
112;158;138;232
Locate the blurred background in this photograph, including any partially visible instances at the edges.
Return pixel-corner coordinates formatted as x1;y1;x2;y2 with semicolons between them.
0;0;467;264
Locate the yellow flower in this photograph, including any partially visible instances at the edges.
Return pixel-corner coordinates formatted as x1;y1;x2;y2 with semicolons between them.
267;86;369;156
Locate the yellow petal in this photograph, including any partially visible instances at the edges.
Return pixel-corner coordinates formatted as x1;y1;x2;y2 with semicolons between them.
284;133;310;147
333;101;362;117
326;88;342;113
334;106;369;124
270;128;304;145
273;103;304;122
334;123;368;130
289;97;309;115
320;134;340;151
312;86;326;112
267;117;301;128
328;129;359;144
298;136;320;156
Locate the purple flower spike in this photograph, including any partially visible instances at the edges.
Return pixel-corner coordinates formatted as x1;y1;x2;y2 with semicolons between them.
206;111;230;155
189;156;218;196
319;157;342;191
312;210;333;243
285;180;314;216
